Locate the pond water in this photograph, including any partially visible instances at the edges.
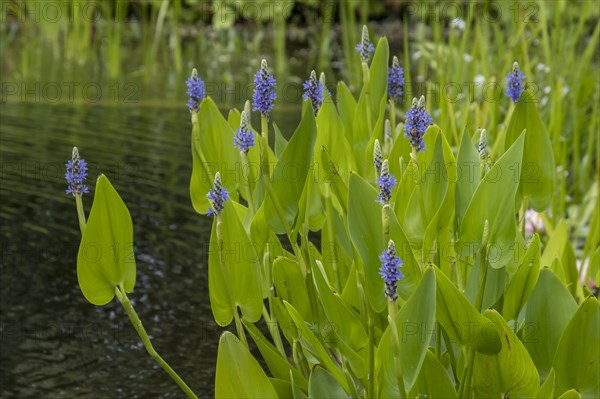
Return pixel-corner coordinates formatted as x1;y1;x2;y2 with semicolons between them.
0;99;298;397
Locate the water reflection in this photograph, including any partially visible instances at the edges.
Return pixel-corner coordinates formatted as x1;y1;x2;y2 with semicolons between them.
0;101;297;397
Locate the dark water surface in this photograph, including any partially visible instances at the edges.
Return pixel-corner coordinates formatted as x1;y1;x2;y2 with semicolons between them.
0;101;296;397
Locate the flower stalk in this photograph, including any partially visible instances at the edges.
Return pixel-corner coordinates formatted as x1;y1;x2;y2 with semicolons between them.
458;220;490;398
75;194;86;234
262;248;286;357
115;286;199;399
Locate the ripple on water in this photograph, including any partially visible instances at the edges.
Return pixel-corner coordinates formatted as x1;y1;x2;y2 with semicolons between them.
0;102;229;397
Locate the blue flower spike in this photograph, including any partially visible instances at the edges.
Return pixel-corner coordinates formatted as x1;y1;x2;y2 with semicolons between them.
207;172;229;217
234;110;255;153
376;159;397;205
506;61;525;103
252;59;277;117
303;70;324;115
355;25;375;62
65;146;89;196
185;68;205;113
379;239;404;301
388;56;405;102
404;96;432;153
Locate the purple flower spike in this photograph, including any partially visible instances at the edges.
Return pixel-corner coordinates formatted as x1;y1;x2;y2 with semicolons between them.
303;70;324;115
252;59;277;116
404;96;432;152
379;240;404;301
234;110;255;153
506;61;525;103
355;25;375;62
207;172;229;216
376;159;396;205
388;56;405;102
65;147;89;196
185;68;206;112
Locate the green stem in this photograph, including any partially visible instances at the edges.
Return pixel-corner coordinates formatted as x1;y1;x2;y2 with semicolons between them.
474;246;489;313
458;238;489;398
520;196;529;233
382;204;391;243
388;300;407;399
75;194;86;234
442;328;459;383
325;184;341;291
411;148;428;235
367;307;375;398
389;99;396;140
263;249;286;357
262;174;305;271
480;153;487;180
261;114;269;144
114;287;198;399
216;215;248;348
292;340;309;377
240;150;256;214
362;62;373;136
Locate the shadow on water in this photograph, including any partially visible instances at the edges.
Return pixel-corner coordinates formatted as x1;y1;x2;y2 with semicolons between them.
0;100;298;397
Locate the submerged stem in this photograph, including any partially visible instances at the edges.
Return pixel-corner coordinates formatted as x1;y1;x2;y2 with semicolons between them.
115;287;198;399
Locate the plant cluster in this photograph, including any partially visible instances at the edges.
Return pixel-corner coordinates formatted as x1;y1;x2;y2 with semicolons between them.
68;25;598;398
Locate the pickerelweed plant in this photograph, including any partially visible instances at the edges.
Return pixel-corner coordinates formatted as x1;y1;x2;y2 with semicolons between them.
69;25;599;398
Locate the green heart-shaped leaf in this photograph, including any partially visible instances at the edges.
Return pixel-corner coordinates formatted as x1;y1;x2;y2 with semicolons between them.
77;175;136;306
